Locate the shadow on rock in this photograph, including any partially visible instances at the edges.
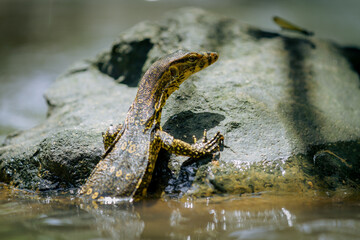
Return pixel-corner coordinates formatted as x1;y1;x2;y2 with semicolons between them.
247;28;280;40
282;37;320;148
341;46;360;85
97;38;153;87
147;110;225;197
162;110;225;142
249;27;321;150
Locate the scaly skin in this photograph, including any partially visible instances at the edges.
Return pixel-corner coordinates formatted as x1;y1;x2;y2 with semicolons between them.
79;50;224;201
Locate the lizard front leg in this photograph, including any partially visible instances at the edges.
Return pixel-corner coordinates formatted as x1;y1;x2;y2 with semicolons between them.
155;129;224;158
102;123;123;151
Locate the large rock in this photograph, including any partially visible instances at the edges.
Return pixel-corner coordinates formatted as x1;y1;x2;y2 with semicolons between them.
1;8;359;196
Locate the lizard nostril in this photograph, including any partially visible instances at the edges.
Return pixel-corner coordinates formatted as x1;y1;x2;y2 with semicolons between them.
207;52;219;65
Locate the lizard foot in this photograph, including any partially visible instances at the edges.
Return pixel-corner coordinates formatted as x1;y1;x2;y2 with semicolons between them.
192;130;224;156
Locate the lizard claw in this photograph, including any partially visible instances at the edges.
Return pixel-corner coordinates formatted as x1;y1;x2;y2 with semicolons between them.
193;135;197;144
202;129;208;143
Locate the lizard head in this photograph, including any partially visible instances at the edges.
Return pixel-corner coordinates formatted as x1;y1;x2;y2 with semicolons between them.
154;50;219;111
167;50;218;81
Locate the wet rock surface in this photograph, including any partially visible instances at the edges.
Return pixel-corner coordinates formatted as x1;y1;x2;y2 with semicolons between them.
0;8;359;196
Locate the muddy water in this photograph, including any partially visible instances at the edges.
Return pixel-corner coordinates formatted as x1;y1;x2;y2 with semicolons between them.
1;185;359;240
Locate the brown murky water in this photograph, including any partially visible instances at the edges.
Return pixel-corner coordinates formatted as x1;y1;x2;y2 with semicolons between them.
1;185;359;240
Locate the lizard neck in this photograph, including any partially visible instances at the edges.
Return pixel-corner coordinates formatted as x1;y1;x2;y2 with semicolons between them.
124;50;219;130
127;65;168;129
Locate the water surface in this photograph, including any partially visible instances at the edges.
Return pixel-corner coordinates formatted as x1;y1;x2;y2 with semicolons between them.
1;186;359;240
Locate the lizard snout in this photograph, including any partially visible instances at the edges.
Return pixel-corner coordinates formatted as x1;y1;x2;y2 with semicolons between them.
204;52;219;66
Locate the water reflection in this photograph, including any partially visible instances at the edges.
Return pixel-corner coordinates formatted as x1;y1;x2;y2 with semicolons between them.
0;186;360;239
296;219;360;239
81;203;144;240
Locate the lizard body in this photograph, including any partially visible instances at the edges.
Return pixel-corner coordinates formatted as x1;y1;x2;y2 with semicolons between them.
80;50;223;201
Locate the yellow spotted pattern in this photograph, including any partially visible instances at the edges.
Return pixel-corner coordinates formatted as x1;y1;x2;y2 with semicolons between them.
86;188;92;195
116;170;122;177
128;144;136;153
92;192;99;199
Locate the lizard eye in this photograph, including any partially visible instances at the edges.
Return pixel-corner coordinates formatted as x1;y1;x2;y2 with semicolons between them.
188;56;196;62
